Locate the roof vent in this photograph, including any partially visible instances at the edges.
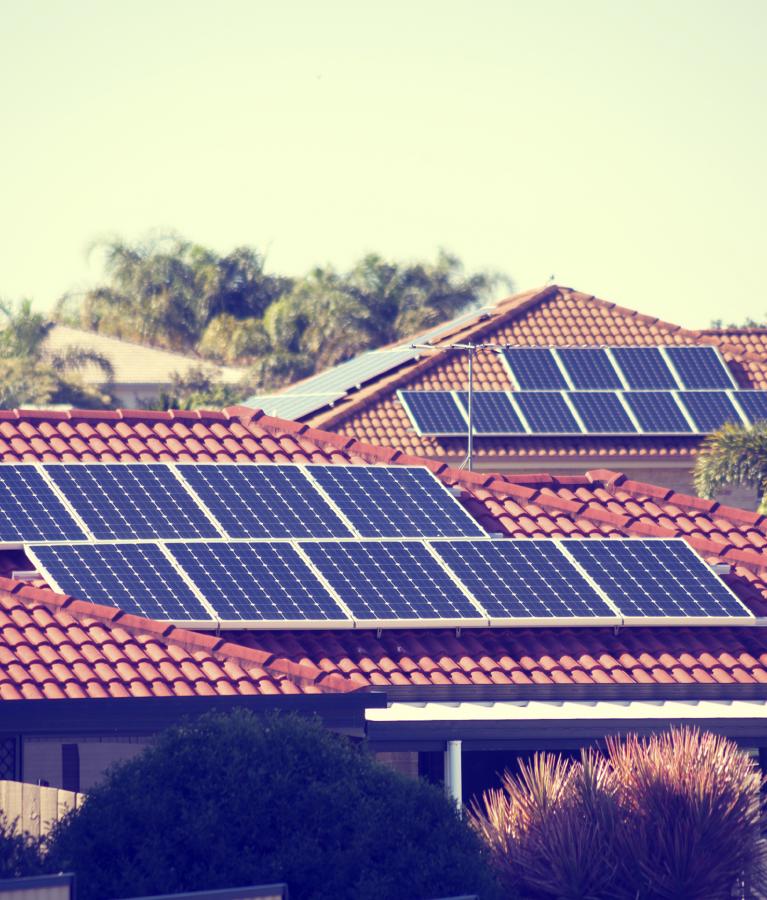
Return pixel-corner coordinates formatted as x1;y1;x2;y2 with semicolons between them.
11;570;40;581
710;562;731;576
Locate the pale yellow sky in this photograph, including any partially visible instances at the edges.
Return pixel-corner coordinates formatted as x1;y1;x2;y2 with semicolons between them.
1;0;765;327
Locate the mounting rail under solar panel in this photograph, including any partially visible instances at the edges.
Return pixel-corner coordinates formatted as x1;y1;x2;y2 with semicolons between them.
301;540;484;626
306;465;486;538
0;465;87;543
561;539;754;624
167;541;352;627
176;464;353;539
432;539;619;625
27;542;215;625
43;464;221;540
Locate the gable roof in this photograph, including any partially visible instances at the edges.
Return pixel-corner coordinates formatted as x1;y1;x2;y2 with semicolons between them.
3;406;767;696
44;325;247;386
256;285;767;461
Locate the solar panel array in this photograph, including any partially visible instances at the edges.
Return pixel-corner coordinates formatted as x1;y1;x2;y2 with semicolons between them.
398;389;763;435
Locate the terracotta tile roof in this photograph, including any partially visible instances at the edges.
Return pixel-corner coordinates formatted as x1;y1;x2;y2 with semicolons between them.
289;285;767;460
0;577;353;699
4;405;767;692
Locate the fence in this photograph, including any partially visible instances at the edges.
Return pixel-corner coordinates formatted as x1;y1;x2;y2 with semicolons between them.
0;781;84;840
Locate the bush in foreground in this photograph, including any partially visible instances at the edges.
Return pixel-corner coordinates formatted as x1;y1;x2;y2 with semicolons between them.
0;814;42;878
45;710;499;900
471;727;764;899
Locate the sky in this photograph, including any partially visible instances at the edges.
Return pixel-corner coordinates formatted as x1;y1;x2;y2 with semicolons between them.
1;0;765;328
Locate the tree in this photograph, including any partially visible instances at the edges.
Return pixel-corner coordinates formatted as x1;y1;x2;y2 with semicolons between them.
0;815;42;879
142;365;247;411
44;711;500;900
694;421;767;511
0;299;114;408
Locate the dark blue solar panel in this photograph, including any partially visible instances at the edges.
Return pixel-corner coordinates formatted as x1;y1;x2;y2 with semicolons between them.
556;349;623;390
433;540;616;619
0;466;86;542
677;392;744;432
306;466;485;538
666;346;734;389
301;541;482;621
568;392;637;433
733;391;767;424
168;542;349;622
29;543;211;620
612;347;677;389
512;392;581;433
456;392;526;434
563;539;750;618
176;464;352;539
44;464;219;540
621;392;692;433
503;349;567;390
398;391;467;435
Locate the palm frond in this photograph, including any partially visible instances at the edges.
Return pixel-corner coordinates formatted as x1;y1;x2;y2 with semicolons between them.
694;421;767;506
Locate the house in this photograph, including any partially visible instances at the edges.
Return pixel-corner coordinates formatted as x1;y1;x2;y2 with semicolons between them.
44;325;247;407
245;285;767;505
0;406;767;808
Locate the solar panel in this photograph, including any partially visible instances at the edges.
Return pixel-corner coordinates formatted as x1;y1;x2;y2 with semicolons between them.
168;542;350;623
556;349;623;390
733;391;767;424
407;305;495;344
246;393;345;420
665;346;735;389
176;464;352;539
456;392;527;434
27;543;212;622
398;391;467;435
43;464;220;541
612;347;678;389
567;392;637;433
301;540;482;623
433;540;617;621
0;466;86;543
621;392;692;433
677;391;745;432
512;392;582;433
562;539;752;620
306;465;485;538
503;349;568;390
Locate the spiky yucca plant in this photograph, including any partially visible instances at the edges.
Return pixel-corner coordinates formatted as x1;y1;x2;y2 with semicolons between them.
694;421;767;513
470;727;764;900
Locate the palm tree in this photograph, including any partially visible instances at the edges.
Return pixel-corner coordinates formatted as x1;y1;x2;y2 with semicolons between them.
694;421;767;512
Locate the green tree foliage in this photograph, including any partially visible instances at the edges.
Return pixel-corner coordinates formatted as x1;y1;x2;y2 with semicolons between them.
694;421;767;512
141;366;245;411
0;815;42;879
44;711;500;900
0;299;114;408
55;235;509;396
471;727;763;900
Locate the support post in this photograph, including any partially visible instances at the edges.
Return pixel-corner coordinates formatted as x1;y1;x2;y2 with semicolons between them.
466;347;474;471
444;739;463;815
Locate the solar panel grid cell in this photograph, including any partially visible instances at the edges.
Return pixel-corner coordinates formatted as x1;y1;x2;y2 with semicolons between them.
563;539;750;619
503;349;568;390
168;542;348;621
612;347;678;389
0;466;86;542
306;466;485;538
29;543;211;620
567;392;637;433
512;392;582;433
677;392;744;432
301;540;482;621
665;346;734;389
397;391;467;435
556;349;623;390
176;465;352;539
621;392;692;433
456;392;527;433
433;540;617;619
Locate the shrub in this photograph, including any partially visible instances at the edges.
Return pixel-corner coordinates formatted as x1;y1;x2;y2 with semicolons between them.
0;814;42;878
44;710;500;900
470;727;764;900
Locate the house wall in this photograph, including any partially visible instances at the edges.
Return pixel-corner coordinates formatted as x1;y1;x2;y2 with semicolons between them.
22;735;151;792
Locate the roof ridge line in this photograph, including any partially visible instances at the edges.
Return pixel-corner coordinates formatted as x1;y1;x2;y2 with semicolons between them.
0;578;354;694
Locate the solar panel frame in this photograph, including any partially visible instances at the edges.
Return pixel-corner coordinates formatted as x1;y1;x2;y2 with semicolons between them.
732;391;767;425
566;391;638;434
246;393;346;419
397;390;468;436
455;391;528;434
431;539;620;626
304;464;486;538
555;348;624;390
26;542;216;626
175;464;354;540
611;347;679;389
511;392;583;434
677;391;746;432
621;391;694;434
0;465;88;544
43;464;222;541
502;349;570;390
166;541;353;628
664;346;737;390
559;538;755;625
300;539;486;627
